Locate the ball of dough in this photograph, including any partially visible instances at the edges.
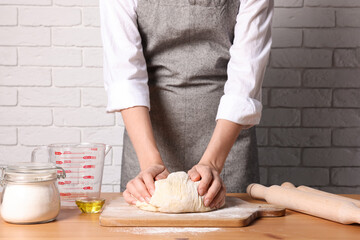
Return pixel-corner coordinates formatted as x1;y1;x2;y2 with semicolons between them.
136;171;219;213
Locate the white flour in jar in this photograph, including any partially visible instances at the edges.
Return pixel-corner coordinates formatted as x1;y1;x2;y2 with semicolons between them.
1;182;60;223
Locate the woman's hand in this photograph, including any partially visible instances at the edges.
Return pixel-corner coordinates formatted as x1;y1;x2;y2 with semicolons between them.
188;162;226;209
188;119;242;209
123;164;169;205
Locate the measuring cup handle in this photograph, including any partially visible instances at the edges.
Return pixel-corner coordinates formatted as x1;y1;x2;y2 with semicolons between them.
31;146;49;162
105;145;112;155
55;166;66;179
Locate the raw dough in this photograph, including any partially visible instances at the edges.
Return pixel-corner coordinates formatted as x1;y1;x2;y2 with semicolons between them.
136;171;221;213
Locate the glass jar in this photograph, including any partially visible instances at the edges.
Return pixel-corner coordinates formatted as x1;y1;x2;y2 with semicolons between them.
0;162;66;224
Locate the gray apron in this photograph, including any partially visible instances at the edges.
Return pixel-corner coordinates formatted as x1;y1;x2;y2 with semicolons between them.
121;0;259;193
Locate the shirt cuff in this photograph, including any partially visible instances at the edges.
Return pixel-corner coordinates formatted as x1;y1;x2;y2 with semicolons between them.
215;94;263;128
106;80;150;113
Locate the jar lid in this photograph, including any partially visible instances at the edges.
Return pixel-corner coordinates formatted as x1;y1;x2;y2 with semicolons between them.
0;162;66;184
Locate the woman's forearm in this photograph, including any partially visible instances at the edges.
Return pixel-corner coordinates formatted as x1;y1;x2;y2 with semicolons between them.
121;106;163;170
199;119;243;172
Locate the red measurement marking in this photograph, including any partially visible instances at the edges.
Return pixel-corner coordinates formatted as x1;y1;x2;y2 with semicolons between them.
83;186;93;190
91;148;97;151
60;157;83;159
62;152;94;155
65;181;72;184
58;181;65;185
57;170;72;174
83;175;94;179
55;152;62;155
83;156;96;159
83;165;95;169
64;160;71;164
56;161;63;164
61;193;87;198
60;193;71;196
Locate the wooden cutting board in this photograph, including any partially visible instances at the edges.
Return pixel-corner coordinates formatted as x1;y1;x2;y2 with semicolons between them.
99;196;285;227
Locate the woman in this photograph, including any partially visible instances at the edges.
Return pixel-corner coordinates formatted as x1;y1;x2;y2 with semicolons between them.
99;0;274;209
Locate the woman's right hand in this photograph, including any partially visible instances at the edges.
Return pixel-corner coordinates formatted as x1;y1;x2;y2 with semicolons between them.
123;164;169;205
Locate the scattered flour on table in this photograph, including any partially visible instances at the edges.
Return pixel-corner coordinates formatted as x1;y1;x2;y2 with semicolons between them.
103;197;258;219
107;227;222;235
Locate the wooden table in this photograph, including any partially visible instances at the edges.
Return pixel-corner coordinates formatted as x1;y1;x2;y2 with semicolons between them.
1;193;360;239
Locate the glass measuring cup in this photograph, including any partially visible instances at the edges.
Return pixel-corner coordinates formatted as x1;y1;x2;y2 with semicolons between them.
31;143;112;207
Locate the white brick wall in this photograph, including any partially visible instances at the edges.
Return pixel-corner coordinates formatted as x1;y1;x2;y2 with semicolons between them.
0;0;359;193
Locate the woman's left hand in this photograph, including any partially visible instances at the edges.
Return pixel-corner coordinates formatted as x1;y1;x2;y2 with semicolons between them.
188;163;226;209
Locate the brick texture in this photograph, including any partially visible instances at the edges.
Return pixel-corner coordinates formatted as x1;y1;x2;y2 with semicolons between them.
0;87;17;106
0;108;52;126
303;69;360;88
0;67;51;86
303;109;360;127
0;27;50;46
83;7;100;27
334;49;360;67
303;148;360;166
19;87;81;107
0;0;50;5
269;128;331;147
270;89;331;107
273;8;335;27
83;48;103;67
269;167;329;186
52;68;103;86
19;47;82;67
53;108;114;127
52;27;102;47
263;69;301;87
0;128;17;145
0;7;17;26
336;9;360;27
333;89;360;107
0;47;17;66
19;127;81;146
82;88;107;107
271;49;332;68
333;128;360;147
19;7;81;26
0;1;359;193
54;0;98;7
304;29;360;48
82;127;124;146
331;168;360;186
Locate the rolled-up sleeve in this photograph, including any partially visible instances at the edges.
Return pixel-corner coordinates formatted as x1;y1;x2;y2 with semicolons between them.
216;0;274;128
99;0;150;112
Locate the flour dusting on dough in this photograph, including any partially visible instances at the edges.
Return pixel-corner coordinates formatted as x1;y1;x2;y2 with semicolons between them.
136;171;222;213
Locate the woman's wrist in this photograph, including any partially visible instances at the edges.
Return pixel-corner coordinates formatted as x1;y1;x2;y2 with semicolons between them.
199;119;243;173
138;150;164;171
199;151;226;174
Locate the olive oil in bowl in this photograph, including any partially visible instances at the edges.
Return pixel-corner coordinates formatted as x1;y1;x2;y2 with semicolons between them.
75;197;105;213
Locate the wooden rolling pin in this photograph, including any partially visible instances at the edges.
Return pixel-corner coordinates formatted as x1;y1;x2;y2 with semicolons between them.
247;183;360;224
281;182;360;208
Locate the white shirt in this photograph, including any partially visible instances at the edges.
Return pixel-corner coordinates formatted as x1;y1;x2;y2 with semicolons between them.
99;0;274;127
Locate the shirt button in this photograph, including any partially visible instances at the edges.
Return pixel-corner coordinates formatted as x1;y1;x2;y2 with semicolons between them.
188;0;196;5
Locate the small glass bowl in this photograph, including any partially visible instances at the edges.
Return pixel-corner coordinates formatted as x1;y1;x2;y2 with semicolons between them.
75;197;105;213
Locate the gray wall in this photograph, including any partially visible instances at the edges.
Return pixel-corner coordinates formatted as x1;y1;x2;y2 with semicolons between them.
258;0;360;193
